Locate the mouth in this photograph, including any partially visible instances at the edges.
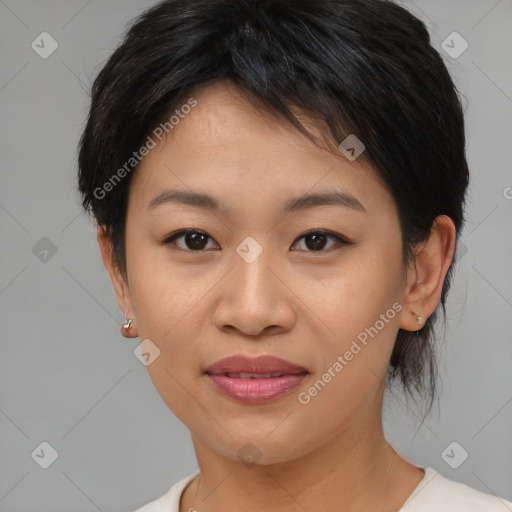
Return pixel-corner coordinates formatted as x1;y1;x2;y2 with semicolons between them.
204;354;309;403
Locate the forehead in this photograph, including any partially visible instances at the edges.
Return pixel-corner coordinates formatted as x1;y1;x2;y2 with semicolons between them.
128;81;393;219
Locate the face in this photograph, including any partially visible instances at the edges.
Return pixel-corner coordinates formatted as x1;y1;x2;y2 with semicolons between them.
111;80;413;465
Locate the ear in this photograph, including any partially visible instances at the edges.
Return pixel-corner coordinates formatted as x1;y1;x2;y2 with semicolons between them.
399;215;457;332
97;226;138;338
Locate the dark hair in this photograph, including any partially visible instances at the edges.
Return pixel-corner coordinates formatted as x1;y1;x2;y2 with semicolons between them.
77;0;469;417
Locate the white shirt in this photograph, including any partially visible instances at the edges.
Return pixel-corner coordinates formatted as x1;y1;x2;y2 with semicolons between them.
134;466;512;512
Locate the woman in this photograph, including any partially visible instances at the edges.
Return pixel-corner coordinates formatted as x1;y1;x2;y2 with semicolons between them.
77;0;512;510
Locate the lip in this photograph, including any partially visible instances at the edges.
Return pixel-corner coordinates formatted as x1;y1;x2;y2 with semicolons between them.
205;355;308;404
205;354;308;375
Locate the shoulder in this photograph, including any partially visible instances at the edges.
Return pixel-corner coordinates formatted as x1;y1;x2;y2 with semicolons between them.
133;470;200;512
401;466;512;512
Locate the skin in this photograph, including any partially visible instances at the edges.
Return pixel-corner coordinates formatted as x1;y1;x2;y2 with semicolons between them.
98;80;456;512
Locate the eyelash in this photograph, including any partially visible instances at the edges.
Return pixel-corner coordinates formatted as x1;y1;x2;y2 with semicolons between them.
161;229;352;253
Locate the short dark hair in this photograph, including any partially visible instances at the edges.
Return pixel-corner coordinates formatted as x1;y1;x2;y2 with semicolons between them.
77;0;469;417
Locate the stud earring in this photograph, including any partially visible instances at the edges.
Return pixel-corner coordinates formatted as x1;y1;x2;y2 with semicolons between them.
416;316;423;325
122;317;133;329
122;310;134;330
121;313;137;339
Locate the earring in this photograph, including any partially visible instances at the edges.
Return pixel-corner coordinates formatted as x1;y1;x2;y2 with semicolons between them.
122;317;133;329
416;316;423;325
121;313;137;339
122;310;134;330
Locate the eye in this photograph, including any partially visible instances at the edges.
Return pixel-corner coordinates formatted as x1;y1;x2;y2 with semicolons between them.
291;229;351;252
161;229;219;251
161;229;351;253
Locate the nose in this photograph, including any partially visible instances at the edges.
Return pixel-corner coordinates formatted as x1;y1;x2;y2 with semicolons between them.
212;246;296;338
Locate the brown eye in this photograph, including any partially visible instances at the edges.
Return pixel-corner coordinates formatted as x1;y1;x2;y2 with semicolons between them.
162;230;218;251
291;230;350;252
162;229;350;253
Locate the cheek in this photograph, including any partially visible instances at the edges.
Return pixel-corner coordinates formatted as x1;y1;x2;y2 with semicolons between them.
312;249;403;337
126;236;197;334
128;262;207;419
125;243;219;376
307;245;404;390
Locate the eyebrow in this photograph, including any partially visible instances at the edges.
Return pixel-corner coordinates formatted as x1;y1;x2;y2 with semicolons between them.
148;189;367;214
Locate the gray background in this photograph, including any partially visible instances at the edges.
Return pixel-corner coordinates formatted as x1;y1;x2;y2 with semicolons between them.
0;0;511;510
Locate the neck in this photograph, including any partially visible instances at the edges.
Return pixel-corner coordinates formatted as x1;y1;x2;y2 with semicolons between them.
180;399;424;512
